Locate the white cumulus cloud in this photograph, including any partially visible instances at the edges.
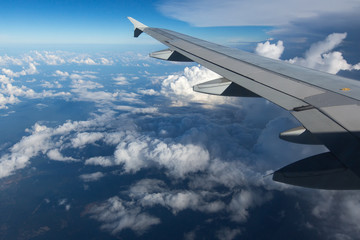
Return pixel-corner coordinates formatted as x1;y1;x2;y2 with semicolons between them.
160;65;239;106
287;32;357;74
0;112;115;178
255;33;360;74
2;63;38;77
71;132;104;148
47;149;76;161
113;74;128;85
79;172;105;182
255;40;284;60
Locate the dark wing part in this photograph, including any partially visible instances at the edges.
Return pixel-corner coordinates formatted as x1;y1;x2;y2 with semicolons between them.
128;17;360;190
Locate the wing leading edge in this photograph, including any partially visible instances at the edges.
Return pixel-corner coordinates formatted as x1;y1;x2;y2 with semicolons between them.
128;17;360;190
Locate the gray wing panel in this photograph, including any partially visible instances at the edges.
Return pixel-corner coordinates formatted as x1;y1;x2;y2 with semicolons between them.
143;27;360;138
154;28;360;101
129;18;360;188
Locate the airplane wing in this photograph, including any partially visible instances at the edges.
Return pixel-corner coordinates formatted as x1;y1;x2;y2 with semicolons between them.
128;17;360;190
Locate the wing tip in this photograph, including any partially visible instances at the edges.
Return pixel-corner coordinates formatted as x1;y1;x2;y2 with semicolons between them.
127;17;148;30
127;17;148;38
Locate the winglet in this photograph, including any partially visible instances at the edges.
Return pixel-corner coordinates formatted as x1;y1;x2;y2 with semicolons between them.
127;17;148;37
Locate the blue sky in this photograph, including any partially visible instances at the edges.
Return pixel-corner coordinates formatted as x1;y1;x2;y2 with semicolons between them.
0;0;359;61
0;0;359;65
0;0;274;44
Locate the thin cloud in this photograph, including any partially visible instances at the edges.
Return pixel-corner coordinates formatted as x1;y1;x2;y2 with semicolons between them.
158;0;360;27
113;74;129;85
79;172;105;182
88;196;161;235
216;227;242;240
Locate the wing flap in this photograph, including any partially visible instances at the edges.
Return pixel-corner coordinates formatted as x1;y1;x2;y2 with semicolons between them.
279;126;321;145
150;49;193;62
273;152;360;190
193;78;259;97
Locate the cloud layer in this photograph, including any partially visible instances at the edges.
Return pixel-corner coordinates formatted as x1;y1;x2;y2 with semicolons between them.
0;47;360;240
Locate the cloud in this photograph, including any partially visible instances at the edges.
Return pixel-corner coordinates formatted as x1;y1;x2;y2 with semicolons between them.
228;190;272;222
0;93;19;109
85;132;210;178
58;198;67;206
47;149;77;161
0;50;114;66
0;111;115;178
41;80;62;88
0;123;54;178
79;172;105;182
69;72;123;104
58;198;71;211
70;57;97;65
0;55;23;66
254;33;360;74
100;57;114;65
115;105;159;114
77;66;328;236
160;65;238;106
0;51;124;109
255;40;284;60
2;55;357;239
68;71;144;105
0;79;70;109
0;74;12;84
113;74;129;85
32;51;66;65
0;58;75;108
71;132;104;148
305;191;360;239
216;228;242;240
157;0;360;26
32;50;113;65
129;179;226;214
137;89;160;96
286;32;359;74
85;156;113;167
87;196;160;235
53;70;69;78
2;63;38;77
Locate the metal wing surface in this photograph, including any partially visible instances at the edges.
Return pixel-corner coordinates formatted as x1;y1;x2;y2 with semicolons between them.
128;17;360;190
